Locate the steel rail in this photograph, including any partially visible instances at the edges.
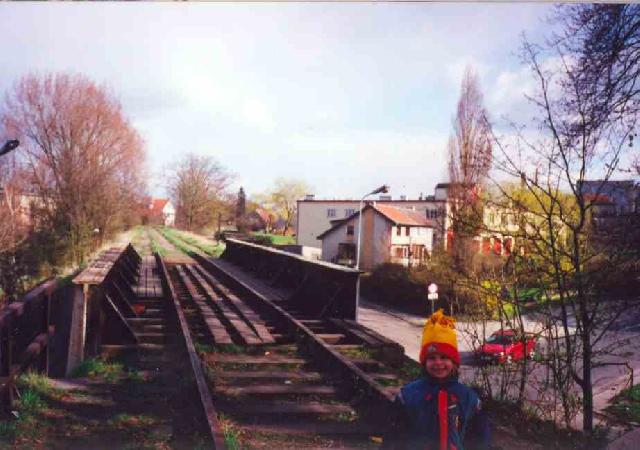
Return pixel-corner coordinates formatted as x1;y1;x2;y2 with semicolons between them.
155;253;226;449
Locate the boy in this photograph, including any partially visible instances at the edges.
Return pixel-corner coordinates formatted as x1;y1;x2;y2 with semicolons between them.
388;309;491;450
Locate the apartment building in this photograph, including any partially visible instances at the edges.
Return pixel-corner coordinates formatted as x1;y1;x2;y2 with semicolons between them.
317;203;435;270
296;192;446;250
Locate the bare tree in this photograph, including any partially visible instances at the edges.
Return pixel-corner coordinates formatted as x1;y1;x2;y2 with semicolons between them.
444;66;494;313
167;154;233;231
1;72;147;266
448;66;493;192
489;6;640;427
0;149;31;303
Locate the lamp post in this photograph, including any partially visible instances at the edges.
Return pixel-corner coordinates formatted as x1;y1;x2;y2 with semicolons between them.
354;184;389;321
0;140;20;158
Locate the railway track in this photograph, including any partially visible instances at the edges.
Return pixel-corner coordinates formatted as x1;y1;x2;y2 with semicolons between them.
154;250;410;449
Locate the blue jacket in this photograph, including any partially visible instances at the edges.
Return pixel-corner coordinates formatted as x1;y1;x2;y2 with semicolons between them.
391;374;491;450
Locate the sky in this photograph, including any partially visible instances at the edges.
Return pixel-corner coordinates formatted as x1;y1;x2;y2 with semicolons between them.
0;2;554;200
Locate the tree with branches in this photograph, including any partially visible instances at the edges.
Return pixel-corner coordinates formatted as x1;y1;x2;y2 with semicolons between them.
487;5;640;430
167;153;233;232
1;72;147;266
258;178;310;236
444;66;494;313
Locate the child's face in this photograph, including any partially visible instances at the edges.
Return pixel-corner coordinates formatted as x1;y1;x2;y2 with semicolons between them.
425;353;455;380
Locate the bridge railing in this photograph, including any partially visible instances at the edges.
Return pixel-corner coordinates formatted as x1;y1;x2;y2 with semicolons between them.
220;238;360;320
0;278;57;411
70;244;142;372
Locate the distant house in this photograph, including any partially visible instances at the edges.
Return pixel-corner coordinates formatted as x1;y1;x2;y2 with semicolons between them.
245;208;275;232
0;187;47;229
147;198;175;227
580;180;639;216
580;180;639;243
318;203;434;270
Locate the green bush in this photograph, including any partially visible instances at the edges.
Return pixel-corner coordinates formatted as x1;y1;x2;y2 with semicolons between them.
361;263;432;315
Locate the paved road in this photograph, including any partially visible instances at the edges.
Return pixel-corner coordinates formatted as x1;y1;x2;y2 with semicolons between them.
358;299;640;431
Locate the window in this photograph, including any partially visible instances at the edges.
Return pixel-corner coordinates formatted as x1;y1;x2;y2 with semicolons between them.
327;208;336;218
426;209;439;219
345;208;355;217
396;226;402;236
346;225;354;235
405;226;410;236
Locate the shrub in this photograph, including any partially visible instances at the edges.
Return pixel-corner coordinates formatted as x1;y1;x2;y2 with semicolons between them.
361;263;430;315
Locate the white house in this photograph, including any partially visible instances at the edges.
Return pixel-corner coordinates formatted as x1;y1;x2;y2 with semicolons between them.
149;198;176;227
318;203;434;271
297;194;445;250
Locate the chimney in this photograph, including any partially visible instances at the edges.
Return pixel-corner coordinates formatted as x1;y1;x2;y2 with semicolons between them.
304;194;315;201
379;194;392;201
400;195;407;201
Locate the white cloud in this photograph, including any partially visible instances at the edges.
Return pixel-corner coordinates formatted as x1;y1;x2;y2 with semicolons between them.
242;99;275;133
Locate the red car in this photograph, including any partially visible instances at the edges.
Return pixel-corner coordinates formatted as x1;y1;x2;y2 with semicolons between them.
476;329;537;364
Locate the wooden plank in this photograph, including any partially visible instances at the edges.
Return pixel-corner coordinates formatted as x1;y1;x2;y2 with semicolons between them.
216;384;338;397
219;400;352;415
208;354;305;365
175;265;232;345
108;280;137;317
212;370;322;381
182;265;262;345
191;264;275;344
315;333;347;345
241;421;380;437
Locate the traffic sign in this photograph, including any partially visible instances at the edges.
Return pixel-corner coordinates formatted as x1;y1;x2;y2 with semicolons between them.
427;292;438;300
428;283;438;294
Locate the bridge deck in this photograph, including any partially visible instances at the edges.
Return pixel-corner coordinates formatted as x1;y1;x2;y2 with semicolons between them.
206;257;292;303
132;255;163;298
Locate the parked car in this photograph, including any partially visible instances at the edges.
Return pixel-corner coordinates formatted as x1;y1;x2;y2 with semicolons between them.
476;329;537;364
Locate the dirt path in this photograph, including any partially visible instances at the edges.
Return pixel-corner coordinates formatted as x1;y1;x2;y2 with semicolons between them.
147;227;194;264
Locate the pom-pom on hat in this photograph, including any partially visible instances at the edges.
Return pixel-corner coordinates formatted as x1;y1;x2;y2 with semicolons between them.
419;309;460;366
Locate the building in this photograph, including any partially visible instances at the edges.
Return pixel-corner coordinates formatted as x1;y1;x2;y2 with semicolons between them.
580;180;639;216
580;179;639;244
297;193;446;250
148;198;175;227
318;203;435;270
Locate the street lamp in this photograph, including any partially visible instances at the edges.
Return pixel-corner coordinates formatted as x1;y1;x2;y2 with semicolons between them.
354;184;389;321
0;140;20;158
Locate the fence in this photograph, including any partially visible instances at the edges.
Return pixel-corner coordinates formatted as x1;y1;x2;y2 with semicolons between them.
0;278;57;411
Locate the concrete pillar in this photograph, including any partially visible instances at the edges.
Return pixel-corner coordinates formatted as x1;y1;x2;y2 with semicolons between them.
65;284;88;376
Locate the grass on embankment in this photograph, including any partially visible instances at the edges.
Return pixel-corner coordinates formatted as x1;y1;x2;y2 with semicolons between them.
158;226;224;257
147;228;168;256
0;372;65;445
250;231;295;246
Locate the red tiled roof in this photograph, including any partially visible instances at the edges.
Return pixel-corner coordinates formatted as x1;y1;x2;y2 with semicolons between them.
583;193;614;205
372;204;431;226
254;208;273;223
317;203;433;239
150;198;169;215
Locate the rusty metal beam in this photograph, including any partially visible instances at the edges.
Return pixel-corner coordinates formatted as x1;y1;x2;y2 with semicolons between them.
156;254;226;450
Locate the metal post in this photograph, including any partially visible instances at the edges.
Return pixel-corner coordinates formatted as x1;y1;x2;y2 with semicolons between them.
355;198;366;323
355;185;389;322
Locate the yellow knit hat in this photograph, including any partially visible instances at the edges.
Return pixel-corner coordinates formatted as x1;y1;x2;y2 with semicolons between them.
419;309;460;365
